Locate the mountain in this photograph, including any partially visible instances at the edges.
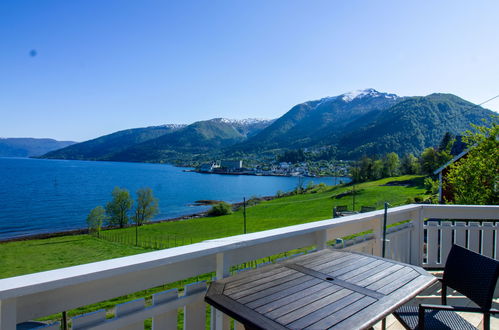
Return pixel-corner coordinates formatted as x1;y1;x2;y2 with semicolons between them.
0;138;76;157
231;89;404;152
231;89;495;158
335;93;494;158
107;118;274;162
40;89;496;163
41;125;184;160
41;119;274;162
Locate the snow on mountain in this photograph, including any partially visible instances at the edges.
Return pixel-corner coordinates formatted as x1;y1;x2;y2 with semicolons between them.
315;89;400;107
216;118;273;125
315;96;339;107
341;88;399;102
158;124;186;129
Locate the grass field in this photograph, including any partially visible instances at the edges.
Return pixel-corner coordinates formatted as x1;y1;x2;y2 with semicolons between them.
0;175;427;325
101;175;426;245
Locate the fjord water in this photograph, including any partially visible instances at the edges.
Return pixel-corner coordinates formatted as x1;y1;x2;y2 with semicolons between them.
0;157;348;240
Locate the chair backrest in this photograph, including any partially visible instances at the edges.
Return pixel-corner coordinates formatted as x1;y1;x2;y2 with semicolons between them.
336;205;348;212
443;244;499;310
360;206;375;213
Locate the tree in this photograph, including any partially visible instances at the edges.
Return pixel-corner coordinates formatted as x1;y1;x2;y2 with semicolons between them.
132;187;159;246
86;206;106;237
446;120;498;205
420;147;439;175
105;187;133;228
383;152;400;177
359;156;373;181
350;164;362;183
133;188;159;226
401;153;419;174
438;132;454;152
371;159;384;180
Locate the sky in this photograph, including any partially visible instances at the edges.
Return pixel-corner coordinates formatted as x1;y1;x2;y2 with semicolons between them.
1;1;498;142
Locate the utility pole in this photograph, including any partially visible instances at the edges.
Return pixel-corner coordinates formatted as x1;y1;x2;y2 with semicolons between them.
352;184;356;211
382;202;389;258
243;197;247;234
135;222;138;246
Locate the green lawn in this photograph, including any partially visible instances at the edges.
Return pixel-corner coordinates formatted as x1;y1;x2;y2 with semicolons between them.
109;175;426;244
0;175;427;326
0;235;152;279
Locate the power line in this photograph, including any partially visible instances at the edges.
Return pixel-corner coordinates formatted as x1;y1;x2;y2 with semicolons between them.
474;93;499;108
443;92;499;130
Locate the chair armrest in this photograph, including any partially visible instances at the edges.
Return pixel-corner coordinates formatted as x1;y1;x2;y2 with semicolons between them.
420;304;489;313
489;308;499;314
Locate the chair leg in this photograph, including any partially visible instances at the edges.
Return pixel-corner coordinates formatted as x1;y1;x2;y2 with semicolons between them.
418;305;425;330
441;284;447;305
483;313;490;330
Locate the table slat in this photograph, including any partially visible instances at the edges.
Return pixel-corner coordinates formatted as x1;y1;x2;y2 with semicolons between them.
270;287;350;323
252;281;331;313
304;296;376;329
239;275;320;305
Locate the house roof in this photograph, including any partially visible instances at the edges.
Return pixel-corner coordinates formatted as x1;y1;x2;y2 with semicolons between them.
433;149;469;175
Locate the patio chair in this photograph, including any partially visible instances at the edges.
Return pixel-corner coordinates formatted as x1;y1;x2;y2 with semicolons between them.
360;206;375;213
393;244;499;330
333;205;349;217
336;205;348;212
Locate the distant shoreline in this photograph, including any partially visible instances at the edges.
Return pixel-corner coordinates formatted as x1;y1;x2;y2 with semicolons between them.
185;169;322;177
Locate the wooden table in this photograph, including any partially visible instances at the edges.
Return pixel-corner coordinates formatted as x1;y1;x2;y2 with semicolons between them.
205;249;436;329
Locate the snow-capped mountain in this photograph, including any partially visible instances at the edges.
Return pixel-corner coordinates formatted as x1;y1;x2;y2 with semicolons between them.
233;89;405;152
340;88;399;102
316;89;399;107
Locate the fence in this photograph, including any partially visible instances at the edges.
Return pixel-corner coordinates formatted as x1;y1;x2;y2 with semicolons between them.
96;229;193;250
424;219;499;268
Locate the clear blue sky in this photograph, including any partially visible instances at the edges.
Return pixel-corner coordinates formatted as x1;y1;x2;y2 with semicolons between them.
1;0;498;141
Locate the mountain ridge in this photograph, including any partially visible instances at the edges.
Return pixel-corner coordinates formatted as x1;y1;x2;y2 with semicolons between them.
40;90;496;162
0;138;76;157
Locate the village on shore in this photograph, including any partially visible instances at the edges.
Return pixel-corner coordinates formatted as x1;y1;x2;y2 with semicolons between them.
190;159;350;177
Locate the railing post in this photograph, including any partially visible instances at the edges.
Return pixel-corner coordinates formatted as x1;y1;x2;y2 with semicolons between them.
214;253;230;330
115;298;145;330
315;229;328;250
0;298;16;330
410;207;424;266
152;289;178;329
372;216;383;256
183;282;207;330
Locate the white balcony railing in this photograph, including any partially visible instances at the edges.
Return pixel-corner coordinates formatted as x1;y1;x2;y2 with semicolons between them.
0;204;497;329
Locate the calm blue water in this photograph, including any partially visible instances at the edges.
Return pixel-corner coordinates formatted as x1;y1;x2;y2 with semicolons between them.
0;157;350;240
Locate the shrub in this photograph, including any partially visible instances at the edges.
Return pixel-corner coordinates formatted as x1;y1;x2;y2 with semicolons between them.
405;197;415;204
246;196;262;206
208;202;233;216
424;177;439;195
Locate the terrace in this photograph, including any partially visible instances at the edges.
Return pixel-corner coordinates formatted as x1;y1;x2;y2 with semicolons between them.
0;204;498;329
